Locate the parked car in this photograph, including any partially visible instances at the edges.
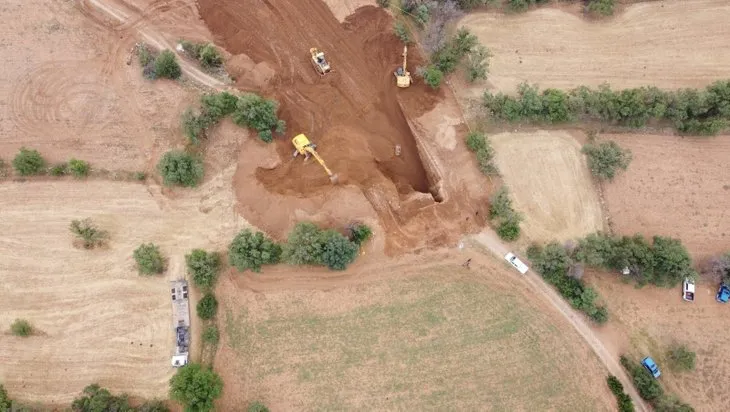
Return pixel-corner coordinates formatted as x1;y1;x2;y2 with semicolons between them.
716;284;730;303
642;356;661;378
504;252;529;274
682;278;695;302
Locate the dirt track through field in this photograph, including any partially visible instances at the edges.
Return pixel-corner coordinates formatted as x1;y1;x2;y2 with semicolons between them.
462;0;730;92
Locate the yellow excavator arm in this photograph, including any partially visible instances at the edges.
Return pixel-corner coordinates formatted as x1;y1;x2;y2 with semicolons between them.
292;133;338;183
305;147;334;177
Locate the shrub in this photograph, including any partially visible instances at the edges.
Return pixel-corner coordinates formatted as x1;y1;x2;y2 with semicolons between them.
154;50;182;80
196;293;218;320
202;325;219;345
348;223;372;246
466;131;488;152
587;0;615;16
10;319;33;337
134;243;165;275
489;187;513;219
319;230;359;270
376;0;390;7
70;218;109;249
138;400;170;412
466;45;491;82
228;229;282;272
394;21;411;43
607;375;635;412
169;363;223;412
0;384;11;411
621;355;664;402
135;171;147;181
469;133;497;176
422;65;443;89
606;375;624;395
50;162;68;176
667;344;696;371
582;140;632;181
181;109;207;145
186;249;221;289
496;214;521;242
232;93;285;142
199;44;222;68
247;401;270;412
68;159;90;178
157;150;204;187
138;44;154;66
71;384;131;412
283;222;327;265
13;147;45;176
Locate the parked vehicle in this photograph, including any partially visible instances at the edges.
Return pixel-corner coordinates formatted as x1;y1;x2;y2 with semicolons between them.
641;356;661;378
504;252;529;274
682;278;695;302
716;284;730;303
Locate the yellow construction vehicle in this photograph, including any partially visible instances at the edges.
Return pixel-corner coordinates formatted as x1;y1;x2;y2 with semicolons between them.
309;48;331;76
394;45;412;88
292;134;338;183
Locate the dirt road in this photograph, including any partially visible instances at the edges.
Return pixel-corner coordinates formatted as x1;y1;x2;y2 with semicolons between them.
472;230;650;412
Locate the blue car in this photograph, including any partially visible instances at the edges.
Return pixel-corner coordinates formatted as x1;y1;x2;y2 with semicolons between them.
717;285;730;303
642;356;661;378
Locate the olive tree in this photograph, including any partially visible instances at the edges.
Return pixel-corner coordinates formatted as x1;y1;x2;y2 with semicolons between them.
169;363;223;412
12;147;45;176
186;249;221;289
228;229;282;272
134;243;165;275
157;150;204;187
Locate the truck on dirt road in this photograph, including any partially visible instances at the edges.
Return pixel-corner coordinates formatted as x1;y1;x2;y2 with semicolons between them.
682;278;695;302
504;252;529;274
170;279;191;367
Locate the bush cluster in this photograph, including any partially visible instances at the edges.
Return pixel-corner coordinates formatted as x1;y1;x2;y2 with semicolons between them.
228;229;282;272
667;344;696;372
154;50;182;80
582;140;632;181
484;81;730;135
573;232;695;287
157;150;204;187
393;21;411;43
425;28;490;87
71;384;169;412
180;40;223;68
587;0;615;16
465;131;498;176
507;0;549;13
202;325;220;345
620;356;694;411
606;375;635;412
169;364;222;412
708;252;730;284
232;93;287;142
489;187;522;242
133;243;165;275
13;147;45;176
186;249;221;289
284;222;360;270
527;242;608;323
0;384;11;411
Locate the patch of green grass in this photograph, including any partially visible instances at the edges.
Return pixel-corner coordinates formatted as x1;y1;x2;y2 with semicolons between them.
224;275;607;410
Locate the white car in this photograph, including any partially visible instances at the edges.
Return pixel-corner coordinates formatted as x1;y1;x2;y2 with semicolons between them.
505;252;529;274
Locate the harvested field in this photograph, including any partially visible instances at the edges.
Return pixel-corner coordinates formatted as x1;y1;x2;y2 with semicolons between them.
0;173;248;404
490;130;604;243
461;0;730;93
214;252;614;411
590;273;730;411
602;134;730;260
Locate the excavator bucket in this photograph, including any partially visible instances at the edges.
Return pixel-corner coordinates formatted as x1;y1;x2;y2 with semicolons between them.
329;174;339;184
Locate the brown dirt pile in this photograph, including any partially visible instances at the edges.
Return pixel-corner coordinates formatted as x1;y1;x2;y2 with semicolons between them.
197;1;450;228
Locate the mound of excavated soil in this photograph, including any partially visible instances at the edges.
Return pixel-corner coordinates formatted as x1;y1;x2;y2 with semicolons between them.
197;2;446;233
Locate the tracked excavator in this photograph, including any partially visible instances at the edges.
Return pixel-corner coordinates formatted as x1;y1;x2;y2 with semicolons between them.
309;48;331;75
394;45;412;88
292;134;339;184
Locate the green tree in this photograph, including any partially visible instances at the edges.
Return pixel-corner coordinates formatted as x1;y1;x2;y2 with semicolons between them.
198;44;222;68
134;243;165;275
70;218;109;249
667;344;696;371
0;384;11;411
422;65;443;89
394;21;411;43
465;131;487;152
496;214;521;242
247;402;269;412
651;236;694;287
10;319;32;337
348;223;372;246
232;93;285;142
587;0;615;16
489;186;514;219
169;363;223;412
283;222;326;265
606;375;624;395
157;150;204;187
155;50;182;80
582;140;633;181
466;45;491;82
575;232;614;267
319;230;359;270
202;325;219;345
12;147;45;176
71;384;132;412
196;293;218;320
138;400;170;412
534;242;572;277
68;159;90;178
228;230;282;272
186;249;221;289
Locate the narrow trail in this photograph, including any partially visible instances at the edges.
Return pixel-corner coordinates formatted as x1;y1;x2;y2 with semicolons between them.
472;231;650;412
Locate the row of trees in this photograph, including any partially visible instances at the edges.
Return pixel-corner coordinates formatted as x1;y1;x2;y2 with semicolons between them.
6;147;90;178
527;242;609;323
182;91;286;145
228;222;372;273
606;375;635;412
483;81;730;135
465;131;498;176
71;384;169;412
620;356;694;411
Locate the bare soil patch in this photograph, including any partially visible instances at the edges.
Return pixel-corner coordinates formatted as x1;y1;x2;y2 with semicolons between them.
461;0;730;93
214;251;614;411
490;130;604;243
602;134;730;260
589;272;730;411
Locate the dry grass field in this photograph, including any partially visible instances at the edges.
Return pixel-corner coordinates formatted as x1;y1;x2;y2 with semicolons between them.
489;130;604;244
213;253;615;411
461;0;730;93
0;172;248;404
601;133;730;260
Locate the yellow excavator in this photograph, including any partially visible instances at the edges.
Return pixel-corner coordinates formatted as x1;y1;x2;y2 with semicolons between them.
394;45;412;88
309;48;331;76
292;134;338;184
